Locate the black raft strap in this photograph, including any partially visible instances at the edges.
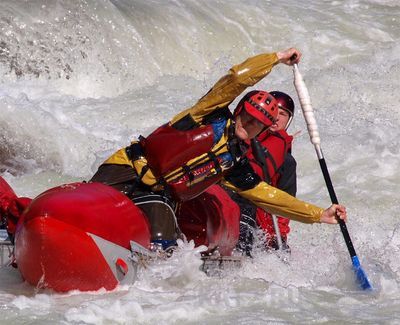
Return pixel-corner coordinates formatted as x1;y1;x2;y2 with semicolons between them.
208;152;222;174
182;165;194;181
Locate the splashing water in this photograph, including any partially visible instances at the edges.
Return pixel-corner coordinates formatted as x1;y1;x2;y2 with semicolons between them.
1;0;400;323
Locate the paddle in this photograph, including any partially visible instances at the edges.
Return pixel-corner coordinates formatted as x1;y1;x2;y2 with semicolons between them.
292;63;372;290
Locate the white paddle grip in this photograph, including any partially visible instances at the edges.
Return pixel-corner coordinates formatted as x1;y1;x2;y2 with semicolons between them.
293;65;321;146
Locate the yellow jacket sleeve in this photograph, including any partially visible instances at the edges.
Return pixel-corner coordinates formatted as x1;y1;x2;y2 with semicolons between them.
221;180;324;224
170;52;280;125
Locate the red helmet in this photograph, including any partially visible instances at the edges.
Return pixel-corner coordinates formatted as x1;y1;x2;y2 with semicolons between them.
270;91;295;129
234;90;278;127
269;91;295;116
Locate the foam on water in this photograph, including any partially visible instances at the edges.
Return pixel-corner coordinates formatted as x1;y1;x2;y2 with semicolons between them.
1;0;400;323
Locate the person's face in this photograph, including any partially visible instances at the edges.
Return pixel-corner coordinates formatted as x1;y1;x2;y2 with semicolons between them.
269;108;290;132
235;111;266;140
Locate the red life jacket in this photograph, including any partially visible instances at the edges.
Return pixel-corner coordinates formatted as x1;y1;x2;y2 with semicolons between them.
248;129;292;185
247;129;293;239
141;123;215;177
140;121;235;201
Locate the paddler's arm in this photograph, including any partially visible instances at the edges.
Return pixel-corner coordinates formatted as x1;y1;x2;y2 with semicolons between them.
222;180;322;223
170;52;282;126
220;180;347;224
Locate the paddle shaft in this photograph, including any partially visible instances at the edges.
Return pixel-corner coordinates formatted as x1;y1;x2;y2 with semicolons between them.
292;63;357;259
317;150;358;258
293;61;372;289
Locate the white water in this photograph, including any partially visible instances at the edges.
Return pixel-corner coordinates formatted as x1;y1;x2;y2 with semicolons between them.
1;0;400;323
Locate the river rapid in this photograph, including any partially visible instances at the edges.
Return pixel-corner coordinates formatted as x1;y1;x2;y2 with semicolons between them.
1;0;400;324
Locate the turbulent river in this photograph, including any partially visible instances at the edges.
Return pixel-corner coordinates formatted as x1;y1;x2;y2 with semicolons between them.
1;0;400;324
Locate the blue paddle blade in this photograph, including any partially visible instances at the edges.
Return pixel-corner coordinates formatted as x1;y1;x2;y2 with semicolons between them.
352;256;373;290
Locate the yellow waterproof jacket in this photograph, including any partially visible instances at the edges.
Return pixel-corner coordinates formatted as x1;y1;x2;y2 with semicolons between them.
104;52;324;224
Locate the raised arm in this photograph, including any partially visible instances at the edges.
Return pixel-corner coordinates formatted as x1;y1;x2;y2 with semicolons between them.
170;48;301;125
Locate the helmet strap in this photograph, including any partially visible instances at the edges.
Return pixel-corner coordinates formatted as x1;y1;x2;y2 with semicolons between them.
285;115;293;130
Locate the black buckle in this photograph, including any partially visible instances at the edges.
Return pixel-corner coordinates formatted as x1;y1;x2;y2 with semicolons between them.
126;142;144;161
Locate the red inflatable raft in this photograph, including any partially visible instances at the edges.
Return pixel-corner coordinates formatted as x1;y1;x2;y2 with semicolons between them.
0;177;239;292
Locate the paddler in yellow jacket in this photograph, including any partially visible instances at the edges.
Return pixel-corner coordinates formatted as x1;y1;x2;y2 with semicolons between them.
90;47;347;249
